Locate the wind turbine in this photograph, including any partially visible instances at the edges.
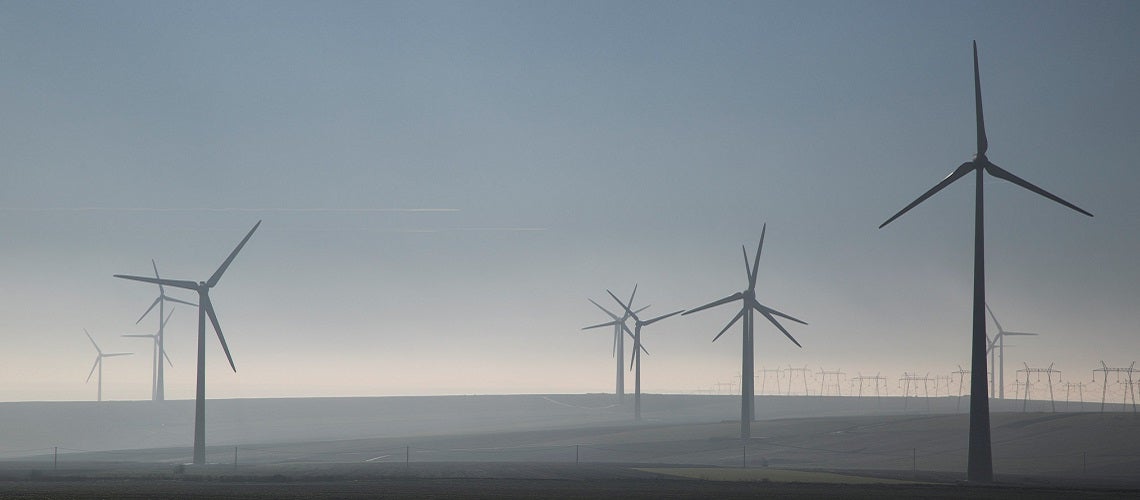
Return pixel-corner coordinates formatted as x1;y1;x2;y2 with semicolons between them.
606;288;683;421
985;303;1038;399
83;329;132;402
878;42;1092;482
133;260;196;401
114;220;261;465
123;308;177;402
582;288;648;402
681;224;806;439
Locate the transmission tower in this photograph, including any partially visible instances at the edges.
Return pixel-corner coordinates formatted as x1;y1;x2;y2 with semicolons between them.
784;365;812;396
851;373;888;400
1063;380;1084;411
952;365;970;412
1093;361;1137;413
759;366;783;396
1016;362;1060;412
817;368;846;397
899;372;933;411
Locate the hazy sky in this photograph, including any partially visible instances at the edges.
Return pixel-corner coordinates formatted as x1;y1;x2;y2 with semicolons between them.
1;1;1137;402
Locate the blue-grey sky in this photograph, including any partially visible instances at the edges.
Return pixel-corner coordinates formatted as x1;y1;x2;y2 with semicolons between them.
1;1;1137;401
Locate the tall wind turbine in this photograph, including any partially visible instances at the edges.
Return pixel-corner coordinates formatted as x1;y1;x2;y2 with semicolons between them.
985;303;1038;399
606;288;683;421
114;220;261;465
582;288;648;402
681;224;807;439
83;329;132;402
134;260;196;401
123;308;177;402
878;42;1092;482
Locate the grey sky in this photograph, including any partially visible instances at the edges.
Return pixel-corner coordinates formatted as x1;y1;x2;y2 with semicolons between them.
1;1;1137;401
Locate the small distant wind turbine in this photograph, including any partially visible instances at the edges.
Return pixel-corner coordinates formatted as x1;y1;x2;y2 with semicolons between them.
123;308;177;402
114;220;261;465
84;329;132;402
878;42;1091;482
606;288;683;421
682;224;806;439
582;287;648;402
133;260;196;401
985;303;1038;399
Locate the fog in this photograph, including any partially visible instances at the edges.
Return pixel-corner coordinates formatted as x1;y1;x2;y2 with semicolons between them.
0;0;1137;494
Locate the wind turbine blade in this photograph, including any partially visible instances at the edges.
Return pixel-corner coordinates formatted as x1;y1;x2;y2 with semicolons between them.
621;323;636;341
207;220;261;288
973;40;988;156
984;162;1093;217
634;305;651;315
682;292;743;316
611;329;618;358
758;309;802;348
116;274;198;291
588;298;620;321
742;245;752;286
582;320;618;331
629;338;638;372
164;296;198;308
626;285;638;315
606;289;636;320
1003;332;1039;336
151;259;165;294
162;308;175;330
86;358;100;383
84;329;102;354
202;295;237;372
642;310;684;326
984;302;1004;332
879;162;974;229
755;303;808;326
640;343;649;356
750;224;766;290
712;309;745;343
163;347;174;367
136;296;161;324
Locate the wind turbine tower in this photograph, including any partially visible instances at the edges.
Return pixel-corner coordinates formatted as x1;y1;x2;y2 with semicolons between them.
682;225;807;439
132;260;197;401
115;221;261;465
986;304;1040;399
83;329;132;402
878;42;1092;482
582;289;647;402
606;289;683;421
123;308;176;401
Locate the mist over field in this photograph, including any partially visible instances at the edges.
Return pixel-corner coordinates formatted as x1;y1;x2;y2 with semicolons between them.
0;1;1137;496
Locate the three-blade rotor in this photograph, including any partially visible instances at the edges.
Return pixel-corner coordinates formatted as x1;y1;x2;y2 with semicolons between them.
879;41;1092;231
114;221;260;373
683;224;806;348
605;289;684;370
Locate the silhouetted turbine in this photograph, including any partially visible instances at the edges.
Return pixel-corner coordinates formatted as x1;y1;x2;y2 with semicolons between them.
606;288;683;421
133;260;196;401
123;308;177;402
114;221;261;465
682;224;806;439
84;329;132;402
582;287;648;402
879;42;1091;482
985;303;1038;399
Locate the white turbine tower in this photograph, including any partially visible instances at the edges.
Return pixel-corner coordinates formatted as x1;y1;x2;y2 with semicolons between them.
123;308;177;401
84;329;132;402
133;260;196;401
114;220;260;465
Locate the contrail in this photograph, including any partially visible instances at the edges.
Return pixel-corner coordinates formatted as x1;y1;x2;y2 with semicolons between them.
0;207;459;213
